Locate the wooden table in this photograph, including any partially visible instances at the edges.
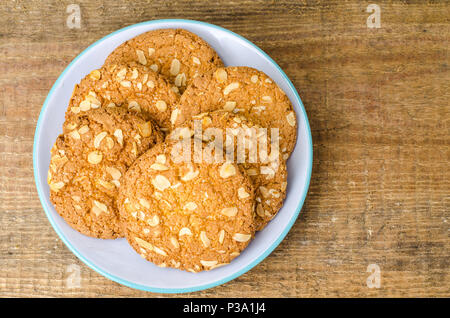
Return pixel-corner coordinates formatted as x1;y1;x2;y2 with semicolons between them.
0;0;448;297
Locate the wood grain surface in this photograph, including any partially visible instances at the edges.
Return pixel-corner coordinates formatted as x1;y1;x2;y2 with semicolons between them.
0;0;448;297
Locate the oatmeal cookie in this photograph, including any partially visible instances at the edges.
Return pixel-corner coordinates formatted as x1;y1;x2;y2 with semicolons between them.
169;110;287;230
48;106;163;239
67;62;179;130
104;29;223;93
118;140;256;272
172;66;297;157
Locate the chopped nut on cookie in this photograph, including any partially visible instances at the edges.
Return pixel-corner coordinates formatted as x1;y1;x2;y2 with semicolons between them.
117;140;256;272
104;29;224;93
48;106;163;239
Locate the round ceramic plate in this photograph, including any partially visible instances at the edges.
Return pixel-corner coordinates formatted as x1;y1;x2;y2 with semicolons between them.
33;19;312;293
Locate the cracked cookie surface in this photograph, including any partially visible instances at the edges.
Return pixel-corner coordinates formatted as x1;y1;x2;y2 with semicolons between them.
67;62;179;130
169;110;287;230
118;140;256;272
172;66;298;158
104;29;223;93
48;107;163;239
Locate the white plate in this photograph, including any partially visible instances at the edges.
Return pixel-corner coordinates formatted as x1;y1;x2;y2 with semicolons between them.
33;19;313;293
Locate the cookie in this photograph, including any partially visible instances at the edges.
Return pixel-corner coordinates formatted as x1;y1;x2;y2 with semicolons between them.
67;62;179;130
169;110;287;230
171;66;298;158
104;29;223;93
48;106;163;239
118;140;256;272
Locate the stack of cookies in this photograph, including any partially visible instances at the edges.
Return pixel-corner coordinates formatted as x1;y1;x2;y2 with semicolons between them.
48;29;297;272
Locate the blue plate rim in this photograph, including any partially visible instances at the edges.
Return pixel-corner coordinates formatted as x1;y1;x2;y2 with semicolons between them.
33;18;313;294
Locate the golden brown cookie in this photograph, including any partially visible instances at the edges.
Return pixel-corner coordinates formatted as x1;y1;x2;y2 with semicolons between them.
66;62;179;130
172;66;298;158
104;29;223;93
118;140;256;272
48;106;163;239
169;110;287;230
